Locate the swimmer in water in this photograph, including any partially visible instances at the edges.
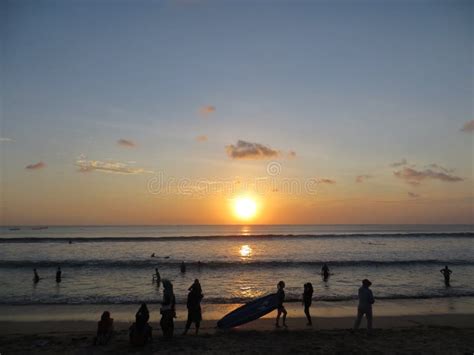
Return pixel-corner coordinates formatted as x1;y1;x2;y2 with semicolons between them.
440;265;452;287
321;263;330;281
56;266;62;283
180;261;186;273
33;268;40;283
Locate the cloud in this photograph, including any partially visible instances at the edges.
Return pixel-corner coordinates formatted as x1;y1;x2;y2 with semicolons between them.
390;158;407;167
355;174;372;183
426;163;453;174
460;120;474;133
288;150;297;159
393;167;463;186
225;140;281;160
196;135;208;142
318;178;336;184
117;139;136;148
0;137;14;142
408;192;420;198
75;159;152;174
199;105;216;116
25;162;46;170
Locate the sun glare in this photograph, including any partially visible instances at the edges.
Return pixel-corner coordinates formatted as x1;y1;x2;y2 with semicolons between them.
239;244;252;257
233;197;257;220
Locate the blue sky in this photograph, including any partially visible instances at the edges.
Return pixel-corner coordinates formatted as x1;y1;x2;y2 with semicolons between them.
1;0;473;224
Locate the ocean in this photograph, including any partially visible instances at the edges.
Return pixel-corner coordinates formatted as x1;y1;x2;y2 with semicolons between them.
1;225;473;307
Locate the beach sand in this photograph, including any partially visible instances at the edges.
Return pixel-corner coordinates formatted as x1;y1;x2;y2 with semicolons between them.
1;314;474;354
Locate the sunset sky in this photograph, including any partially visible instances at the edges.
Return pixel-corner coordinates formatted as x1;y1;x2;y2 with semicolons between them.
1;0;473;225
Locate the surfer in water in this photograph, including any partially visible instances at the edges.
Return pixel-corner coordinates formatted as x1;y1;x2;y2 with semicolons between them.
440;265;452;287
33;268;40;283
56;266;62;283
321;263;330;281
180;261;186;273
275;281;287;328
302;282;314;326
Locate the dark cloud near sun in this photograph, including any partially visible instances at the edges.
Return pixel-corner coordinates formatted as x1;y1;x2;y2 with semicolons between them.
355;174;372;183
25;161;46;170
226;140;283;160
393;167;463;186
460;120;474;133
117;139;137;148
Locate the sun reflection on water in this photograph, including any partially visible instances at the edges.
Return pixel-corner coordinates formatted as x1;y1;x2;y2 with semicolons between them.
239;244;252;258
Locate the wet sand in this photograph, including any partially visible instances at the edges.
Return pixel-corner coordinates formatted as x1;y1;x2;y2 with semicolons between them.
1;314;474;354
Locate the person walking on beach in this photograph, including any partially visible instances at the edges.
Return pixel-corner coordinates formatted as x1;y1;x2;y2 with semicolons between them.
180;261;186;273
33;268;40;283
321;263;330;281
354;279;375;334
56;266;62;283
160;279;176;339
183;279;204;335
302;282;314;326
275;281;287;328
440;265;452;287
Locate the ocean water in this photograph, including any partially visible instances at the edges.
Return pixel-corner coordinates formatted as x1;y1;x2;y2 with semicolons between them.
0;225;473;306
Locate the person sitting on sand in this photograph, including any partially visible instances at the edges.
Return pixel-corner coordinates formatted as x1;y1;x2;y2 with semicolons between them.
56;266;62;283
160;279;176;339
183;279;204;335
302;282;314;326
129;303;152;345
94;311;114;345
33;268;40;283
321;263;330;281
354;279;375;333
180;261;186;273
275;281;287;328
440;265;452;287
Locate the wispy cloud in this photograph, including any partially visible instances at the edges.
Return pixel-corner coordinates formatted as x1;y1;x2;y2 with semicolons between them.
460;120;474;133
199;105;216;116
394;167;463;186
117;138;137;148
318;178;336;185
196;135;208;142
355;174;372;183
225;140;282;160
426;163;453;174
288;150;297;159
408;192;420;198
25;162;46;170
390;158;407;167
75;159;152;174
0;137;14;142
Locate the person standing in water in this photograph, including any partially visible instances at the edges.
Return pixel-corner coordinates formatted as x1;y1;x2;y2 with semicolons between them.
183;279;204;335
33;269;40;283
302;282;314;326
321;264;330;281
153;268;161;284
56;266;62;283
275;281;287;328
180;261;186;273
354;279;375;334
160;279;176;339
440;265;452;287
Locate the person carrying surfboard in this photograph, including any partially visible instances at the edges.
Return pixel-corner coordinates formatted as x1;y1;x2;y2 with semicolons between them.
275;281;287;328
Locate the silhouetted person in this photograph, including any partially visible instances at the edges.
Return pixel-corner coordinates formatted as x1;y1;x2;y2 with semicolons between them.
183;279;204;335
33;269;40;283
440;265;452;287
56;267;62;283
153;268;161;284
302;282;314;326
129;303;152;345
94;311;114;345
354;279;375;334
160;280;176;339
275;281;287;328
151;253;155;258
322;264;330;281
180;261;186;273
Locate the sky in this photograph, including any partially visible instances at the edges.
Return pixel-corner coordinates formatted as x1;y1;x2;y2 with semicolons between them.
1;0;473;225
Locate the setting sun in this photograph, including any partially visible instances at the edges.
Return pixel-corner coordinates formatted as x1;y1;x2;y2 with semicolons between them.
233;197;257;220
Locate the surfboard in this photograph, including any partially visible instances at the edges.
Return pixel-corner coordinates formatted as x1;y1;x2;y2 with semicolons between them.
217;293;278;329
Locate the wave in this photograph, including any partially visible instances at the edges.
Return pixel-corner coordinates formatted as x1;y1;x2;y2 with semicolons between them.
1;259;473;268
1;293;474;306
0;232;473;243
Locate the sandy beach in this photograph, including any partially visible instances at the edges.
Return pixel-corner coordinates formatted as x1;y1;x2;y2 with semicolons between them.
1;313;474;354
